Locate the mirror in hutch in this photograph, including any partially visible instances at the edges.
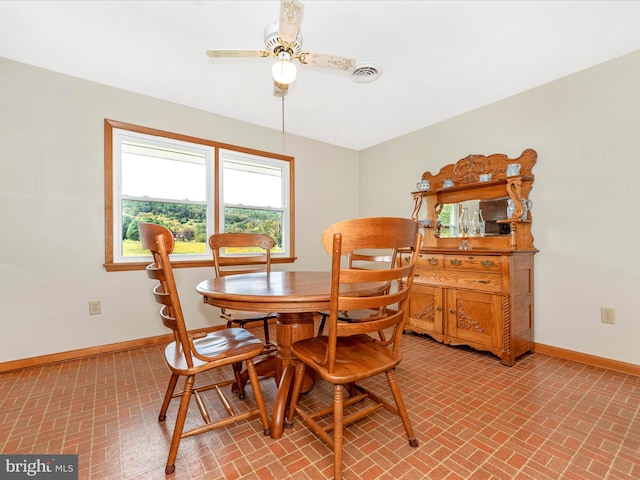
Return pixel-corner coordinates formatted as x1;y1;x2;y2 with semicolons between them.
402;149;538;365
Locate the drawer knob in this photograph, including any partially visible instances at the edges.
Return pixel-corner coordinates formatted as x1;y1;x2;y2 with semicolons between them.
475;279;490;284
480;260;495;268
436;306;442;311
428;257;439;265
450;259;462;266
449;308;455;314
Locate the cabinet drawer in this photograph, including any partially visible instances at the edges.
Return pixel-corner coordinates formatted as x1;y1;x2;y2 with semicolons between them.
400;253;444;268
417;253;444;269
443;254;501;273
416;269;502;293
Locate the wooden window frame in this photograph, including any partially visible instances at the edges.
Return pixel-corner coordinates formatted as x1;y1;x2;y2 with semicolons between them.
104;119;296;271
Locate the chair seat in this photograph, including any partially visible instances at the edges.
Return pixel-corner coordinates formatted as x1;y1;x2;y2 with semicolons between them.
165;328;265;374
291;334;401;384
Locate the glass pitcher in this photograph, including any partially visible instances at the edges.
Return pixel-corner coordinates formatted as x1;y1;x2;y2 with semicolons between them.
471;209;485;237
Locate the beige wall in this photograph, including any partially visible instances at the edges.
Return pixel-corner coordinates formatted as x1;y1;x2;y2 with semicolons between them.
2;49;640;367
0;58;359;363
360;49;640;366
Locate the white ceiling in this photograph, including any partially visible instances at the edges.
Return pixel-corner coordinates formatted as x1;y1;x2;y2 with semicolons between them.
2;1;640;150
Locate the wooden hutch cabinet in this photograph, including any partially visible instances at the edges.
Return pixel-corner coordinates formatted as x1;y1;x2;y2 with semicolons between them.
402;149;538;366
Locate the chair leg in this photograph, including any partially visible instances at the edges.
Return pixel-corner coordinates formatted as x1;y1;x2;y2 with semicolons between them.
232;362;246;399
285;361;307;427
318;314;327;336
346;382;358;397
386;369;418;447
333;384;344;480
159;373;179;422
245;358;271;436
165;375;194;475
262;319;271;344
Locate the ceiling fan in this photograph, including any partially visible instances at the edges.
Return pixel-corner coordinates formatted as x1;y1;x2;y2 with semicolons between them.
206;0;356;97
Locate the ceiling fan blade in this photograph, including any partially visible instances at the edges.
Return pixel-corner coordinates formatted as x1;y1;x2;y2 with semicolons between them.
278;0;304;45
297;53;355;72
206;49;271;59
273;81;289;97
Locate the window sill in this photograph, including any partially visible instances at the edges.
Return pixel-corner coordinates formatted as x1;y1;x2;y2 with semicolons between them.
104;256;297;272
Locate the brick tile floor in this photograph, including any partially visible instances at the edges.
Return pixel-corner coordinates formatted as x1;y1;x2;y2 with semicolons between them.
1;327;639;479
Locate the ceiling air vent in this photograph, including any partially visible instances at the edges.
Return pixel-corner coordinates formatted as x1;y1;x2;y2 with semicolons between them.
351;63;383;83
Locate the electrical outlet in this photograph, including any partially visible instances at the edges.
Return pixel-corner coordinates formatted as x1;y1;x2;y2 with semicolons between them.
89;300;101;315
600;307;615;325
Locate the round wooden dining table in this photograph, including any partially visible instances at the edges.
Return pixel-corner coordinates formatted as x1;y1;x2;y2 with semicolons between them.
196;270;382;439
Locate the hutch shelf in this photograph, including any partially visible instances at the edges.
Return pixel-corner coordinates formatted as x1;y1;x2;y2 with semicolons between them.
402;149;538;366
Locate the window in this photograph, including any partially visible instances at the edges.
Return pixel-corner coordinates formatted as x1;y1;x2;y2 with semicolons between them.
104;119;294;271
220;151;289;254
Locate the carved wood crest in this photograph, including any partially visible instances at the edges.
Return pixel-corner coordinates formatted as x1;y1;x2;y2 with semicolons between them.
420;149;536;188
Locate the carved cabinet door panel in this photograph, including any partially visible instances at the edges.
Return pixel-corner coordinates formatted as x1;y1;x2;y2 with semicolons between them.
407;284;444;336
445;289;503;349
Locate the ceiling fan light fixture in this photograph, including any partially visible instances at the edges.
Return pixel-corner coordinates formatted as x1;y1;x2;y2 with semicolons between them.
272;52;297;85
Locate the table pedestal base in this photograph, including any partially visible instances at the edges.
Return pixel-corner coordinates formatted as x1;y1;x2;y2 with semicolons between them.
270;312;315;438
230;312;316;439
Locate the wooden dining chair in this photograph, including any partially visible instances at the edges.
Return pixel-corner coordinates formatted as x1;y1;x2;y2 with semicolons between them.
208;233;277;352
316;250;396;336
286;217;422;480
138;223;270;475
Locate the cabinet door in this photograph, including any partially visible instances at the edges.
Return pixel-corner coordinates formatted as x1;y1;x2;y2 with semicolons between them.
445;289;502;349
407;284;444;335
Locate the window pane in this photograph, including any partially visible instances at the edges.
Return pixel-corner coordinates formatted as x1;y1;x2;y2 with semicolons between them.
121;199;207;256
122;142;206;202
224;206;283;250
223;158;282;208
